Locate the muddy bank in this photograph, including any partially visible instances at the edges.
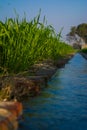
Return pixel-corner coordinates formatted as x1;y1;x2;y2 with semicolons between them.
0;54;75;101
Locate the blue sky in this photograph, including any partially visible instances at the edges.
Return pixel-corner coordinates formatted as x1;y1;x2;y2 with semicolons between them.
0;0;87;37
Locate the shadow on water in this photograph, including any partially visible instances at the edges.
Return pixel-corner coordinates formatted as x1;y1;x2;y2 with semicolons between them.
19;54;87;130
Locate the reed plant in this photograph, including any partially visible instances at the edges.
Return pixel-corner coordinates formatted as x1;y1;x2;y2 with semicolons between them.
0;13;74;74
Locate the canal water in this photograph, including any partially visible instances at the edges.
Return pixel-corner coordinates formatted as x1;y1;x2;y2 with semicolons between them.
19;54;87;130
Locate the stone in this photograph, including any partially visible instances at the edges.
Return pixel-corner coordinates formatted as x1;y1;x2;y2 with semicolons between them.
0;101;23;130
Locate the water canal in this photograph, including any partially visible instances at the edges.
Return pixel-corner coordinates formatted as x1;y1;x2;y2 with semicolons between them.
19;53;87;130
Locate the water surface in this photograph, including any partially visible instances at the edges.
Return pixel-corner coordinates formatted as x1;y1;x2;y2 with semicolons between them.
19;54;87;130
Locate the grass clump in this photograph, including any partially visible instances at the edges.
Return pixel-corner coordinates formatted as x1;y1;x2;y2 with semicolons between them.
0;13;75;75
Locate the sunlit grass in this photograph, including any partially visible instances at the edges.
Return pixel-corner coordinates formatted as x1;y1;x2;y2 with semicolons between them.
0;13;75;74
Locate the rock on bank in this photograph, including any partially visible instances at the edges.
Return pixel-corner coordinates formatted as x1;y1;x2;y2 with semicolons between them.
0;101;23;130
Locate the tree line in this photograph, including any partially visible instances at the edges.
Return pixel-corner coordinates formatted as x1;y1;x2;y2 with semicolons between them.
67;23;87;44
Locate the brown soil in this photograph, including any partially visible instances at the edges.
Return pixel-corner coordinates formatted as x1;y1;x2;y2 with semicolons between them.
0;54;74;101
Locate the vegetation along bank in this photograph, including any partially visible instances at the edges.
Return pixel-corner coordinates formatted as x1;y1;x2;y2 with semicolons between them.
0;13;75;101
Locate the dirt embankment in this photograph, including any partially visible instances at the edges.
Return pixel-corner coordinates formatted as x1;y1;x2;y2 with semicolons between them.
0;54;75;101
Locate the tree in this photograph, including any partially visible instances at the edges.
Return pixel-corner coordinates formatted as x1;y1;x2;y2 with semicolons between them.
69;26;76;36
67;23;87;44
76;23;87;43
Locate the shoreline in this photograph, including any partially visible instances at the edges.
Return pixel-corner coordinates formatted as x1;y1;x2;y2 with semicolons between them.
0;53;75;101
80;52;87;60
0;53;75;130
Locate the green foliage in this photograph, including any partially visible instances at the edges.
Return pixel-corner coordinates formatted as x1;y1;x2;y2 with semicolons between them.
68;23;87;43
0;14;74;74
76;23;87;43
69;26;76;36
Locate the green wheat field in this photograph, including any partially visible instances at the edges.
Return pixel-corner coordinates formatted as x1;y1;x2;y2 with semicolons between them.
0;12;74;74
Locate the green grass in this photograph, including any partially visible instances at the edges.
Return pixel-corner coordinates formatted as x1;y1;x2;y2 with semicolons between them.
0;13;75;75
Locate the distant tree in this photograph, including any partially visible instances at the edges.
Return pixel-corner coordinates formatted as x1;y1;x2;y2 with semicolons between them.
67;23;87;44
76;23;87;43
69;26;76;36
